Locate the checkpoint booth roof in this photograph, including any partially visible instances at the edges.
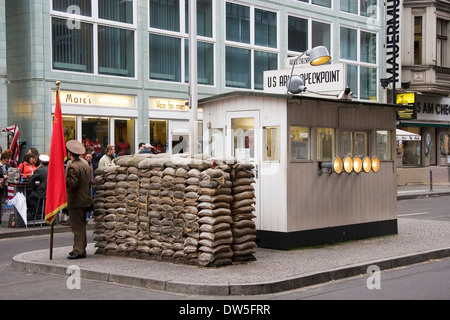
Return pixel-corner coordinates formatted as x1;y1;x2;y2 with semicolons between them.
199;91;398;250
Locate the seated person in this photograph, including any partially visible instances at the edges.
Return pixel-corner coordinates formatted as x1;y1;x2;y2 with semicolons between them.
27;155;49;220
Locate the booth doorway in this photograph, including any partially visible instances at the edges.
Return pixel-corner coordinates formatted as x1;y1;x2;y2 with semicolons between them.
226;110;261;229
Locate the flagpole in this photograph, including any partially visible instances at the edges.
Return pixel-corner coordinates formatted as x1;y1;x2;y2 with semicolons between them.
48;80;61;260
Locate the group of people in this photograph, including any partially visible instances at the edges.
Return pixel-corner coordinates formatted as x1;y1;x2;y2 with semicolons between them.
0;147;50;222
1;139;160;260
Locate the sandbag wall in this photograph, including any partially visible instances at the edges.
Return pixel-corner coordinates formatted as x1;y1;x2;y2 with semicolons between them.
92;155;256;267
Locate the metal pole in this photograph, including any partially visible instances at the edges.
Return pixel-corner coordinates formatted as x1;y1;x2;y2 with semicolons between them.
430;169;433;192
189;0;198;156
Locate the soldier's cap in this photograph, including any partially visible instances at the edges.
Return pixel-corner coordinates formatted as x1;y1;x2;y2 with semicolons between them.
66;140;86;155
39;155;49;163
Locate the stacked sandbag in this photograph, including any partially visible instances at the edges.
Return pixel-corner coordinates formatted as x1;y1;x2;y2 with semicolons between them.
92;154;258;267
183;167;201;264
95;166;123;255
93;166;108;253
231;163;257;262
197;166;234;267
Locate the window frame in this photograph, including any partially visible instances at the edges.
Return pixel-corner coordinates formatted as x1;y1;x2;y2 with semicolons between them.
50;0;137;79
225;1;279;90
339;25;379;101
148;0;215;86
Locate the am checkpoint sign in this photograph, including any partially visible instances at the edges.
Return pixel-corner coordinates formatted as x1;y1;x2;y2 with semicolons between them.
264;63;347;97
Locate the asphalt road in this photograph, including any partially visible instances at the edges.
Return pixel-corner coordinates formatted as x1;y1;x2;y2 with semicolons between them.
1;196;449;302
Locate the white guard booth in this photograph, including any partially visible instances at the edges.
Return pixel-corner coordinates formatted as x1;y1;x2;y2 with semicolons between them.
200;92;398;250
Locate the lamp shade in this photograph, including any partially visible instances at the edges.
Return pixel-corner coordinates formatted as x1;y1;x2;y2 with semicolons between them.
343;156;353;173
363;156;372;173
287;75;306;94
332;156;344;174
353;156;363;173
309;46;331;66
371;156;381;173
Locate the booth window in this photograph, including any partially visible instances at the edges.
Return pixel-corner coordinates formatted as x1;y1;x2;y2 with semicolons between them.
263;126;279;162
340;131;368;157
376;130;392;160
317;127;335;161
290;126;310;162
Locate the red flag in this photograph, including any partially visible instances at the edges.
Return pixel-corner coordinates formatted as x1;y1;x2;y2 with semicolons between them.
2;124;20;163
45;86;67;224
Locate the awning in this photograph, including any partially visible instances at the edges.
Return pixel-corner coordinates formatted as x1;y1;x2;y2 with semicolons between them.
396;129;421;141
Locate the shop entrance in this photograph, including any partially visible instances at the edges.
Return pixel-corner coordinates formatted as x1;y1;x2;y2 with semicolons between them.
226;110;261;229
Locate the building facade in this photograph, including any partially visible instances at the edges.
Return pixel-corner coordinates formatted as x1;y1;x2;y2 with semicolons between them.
397;0;450;185
1;0;388;160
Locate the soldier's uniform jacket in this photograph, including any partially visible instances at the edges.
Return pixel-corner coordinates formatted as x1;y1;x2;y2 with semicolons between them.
66;157;94;209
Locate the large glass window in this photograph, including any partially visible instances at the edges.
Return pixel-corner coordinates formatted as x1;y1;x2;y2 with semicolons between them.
226;3;250;44
150;120;168;154
340;0;358;14
52;17;93;73
340;28;357;61
317;128;335;161
99;0;133;24
185;0;213;38
98;26;135;77
82;117;109;156
114;119;135;156
341;0;378;17
149;0;214;85
149;34;181;82
340;26;378;101
254;51;278;90
288;16;308;53
149;0;180;31
185;41;214;85
53;0;92;16
226;3;278;90
312;21;331;49
290;126;311;162
62;116;77;143
226;47;251;89
255;9;277;48
51;1;135;77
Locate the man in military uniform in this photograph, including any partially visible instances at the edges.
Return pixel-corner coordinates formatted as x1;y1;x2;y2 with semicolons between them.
65;140;94;260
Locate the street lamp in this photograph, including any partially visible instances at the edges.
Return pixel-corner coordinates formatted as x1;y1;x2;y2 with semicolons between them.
287;46;332;94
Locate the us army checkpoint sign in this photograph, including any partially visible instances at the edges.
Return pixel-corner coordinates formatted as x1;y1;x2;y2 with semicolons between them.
264;63;346;97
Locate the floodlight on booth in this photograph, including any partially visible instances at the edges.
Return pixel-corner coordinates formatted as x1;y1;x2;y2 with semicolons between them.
363;156;372;173
318;157;344;175
343;156;353;173
353;156;363;173
371;156;381;173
